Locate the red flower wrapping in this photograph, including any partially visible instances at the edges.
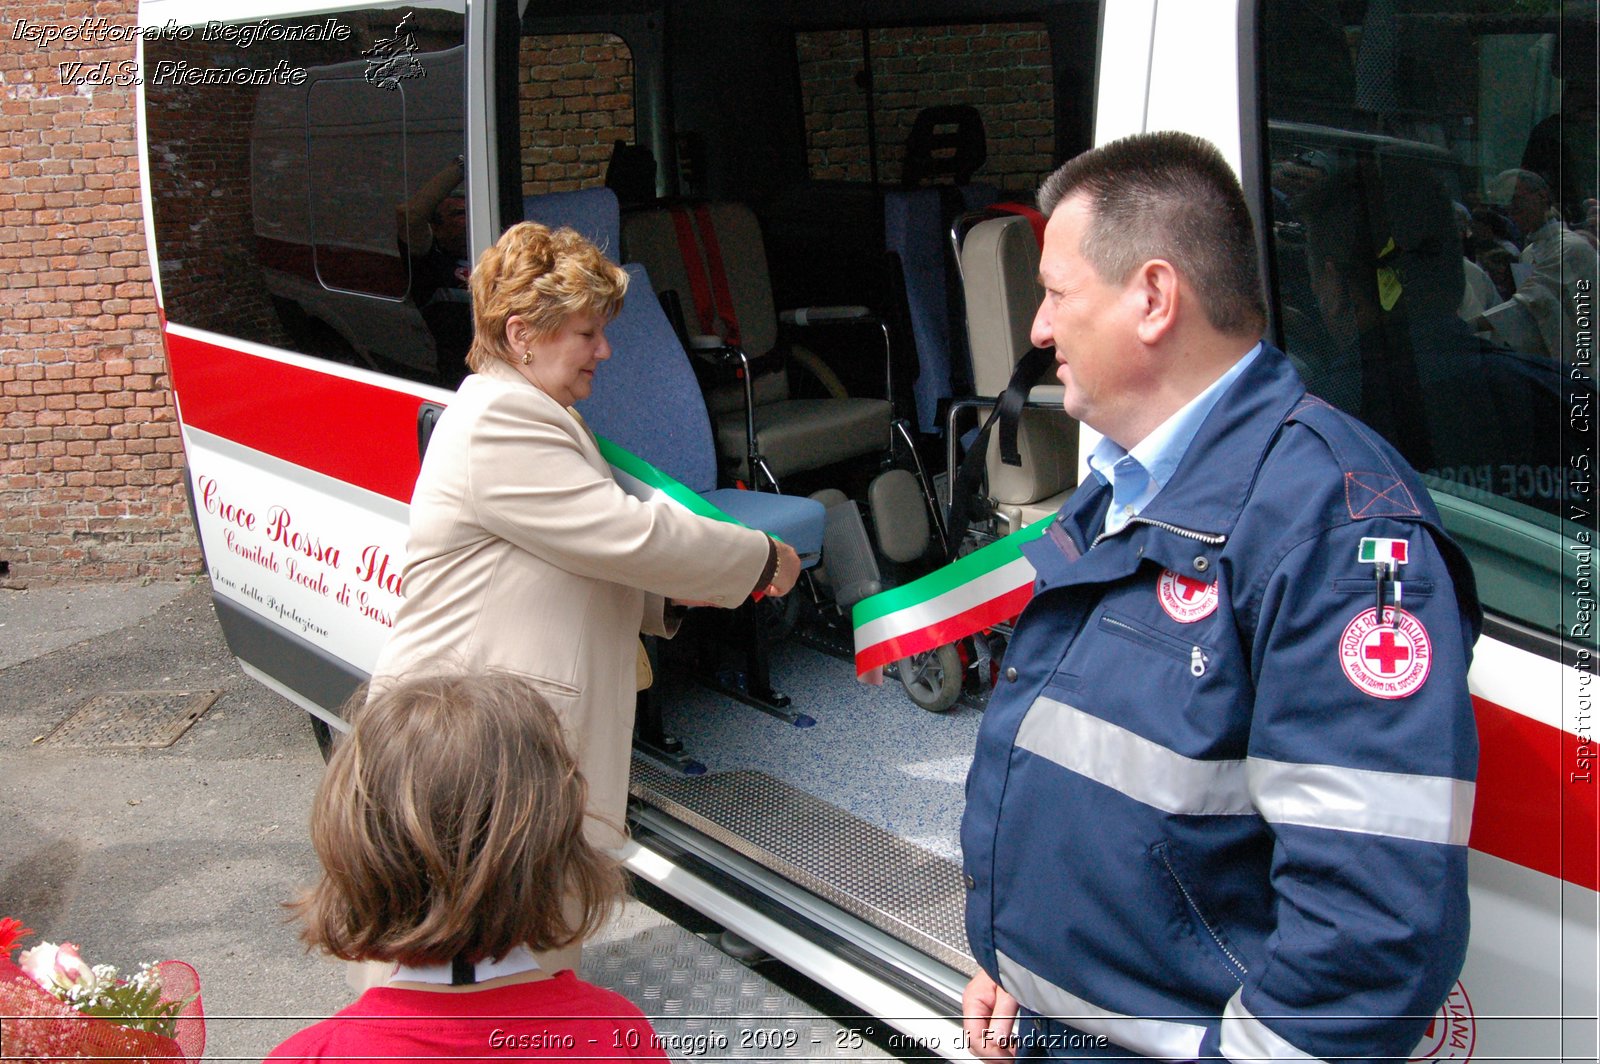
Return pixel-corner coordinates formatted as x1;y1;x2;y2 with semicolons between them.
0;955;205;1063
0;918;32;955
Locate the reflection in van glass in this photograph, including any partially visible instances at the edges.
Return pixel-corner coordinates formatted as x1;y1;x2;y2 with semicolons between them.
1261;0;1598;636
521;34;636;197
146;7;468;386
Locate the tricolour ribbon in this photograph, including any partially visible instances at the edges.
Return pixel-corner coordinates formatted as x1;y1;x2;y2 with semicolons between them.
597;433;1053;676
851;518;1051;679
596;437;736;524
597;436;779;602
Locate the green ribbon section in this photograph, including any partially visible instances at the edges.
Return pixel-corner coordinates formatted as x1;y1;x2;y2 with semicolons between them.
851;516;1054;628
595;436;740;526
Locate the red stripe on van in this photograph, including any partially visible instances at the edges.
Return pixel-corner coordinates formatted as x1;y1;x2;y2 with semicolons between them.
163;329;1599;892
163;328;425;504
1471;695;1598;892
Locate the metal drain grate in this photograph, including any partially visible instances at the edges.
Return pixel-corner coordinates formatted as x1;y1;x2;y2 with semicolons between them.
40;690;221;749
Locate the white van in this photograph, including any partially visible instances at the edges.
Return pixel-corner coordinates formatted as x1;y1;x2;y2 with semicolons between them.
137;1;1596;1059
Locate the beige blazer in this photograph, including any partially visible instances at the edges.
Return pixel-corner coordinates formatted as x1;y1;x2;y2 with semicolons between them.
371;359;771;844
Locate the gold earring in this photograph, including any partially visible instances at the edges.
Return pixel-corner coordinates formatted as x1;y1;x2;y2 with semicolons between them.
520;349;531;365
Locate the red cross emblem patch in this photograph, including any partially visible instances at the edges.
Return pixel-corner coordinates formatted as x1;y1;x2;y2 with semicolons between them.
1157;569;1218;623
1339;607;1432;699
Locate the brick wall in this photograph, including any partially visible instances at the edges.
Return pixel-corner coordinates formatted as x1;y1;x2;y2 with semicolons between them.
0;0;199;587
799;23;1055;191
520;34;635;196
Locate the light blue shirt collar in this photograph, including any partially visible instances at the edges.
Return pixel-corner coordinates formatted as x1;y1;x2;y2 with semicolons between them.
1087;344;1261;535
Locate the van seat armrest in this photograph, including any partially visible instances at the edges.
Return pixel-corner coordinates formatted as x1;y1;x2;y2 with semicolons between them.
779;306;872;326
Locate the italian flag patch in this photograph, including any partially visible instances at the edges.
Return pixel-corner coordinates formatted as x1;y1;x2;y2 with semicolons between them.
1358;537;1409;566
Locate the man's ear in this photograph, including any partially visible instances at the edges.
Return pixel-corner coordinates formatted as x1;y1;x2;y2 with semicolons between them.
1133;258;1180;345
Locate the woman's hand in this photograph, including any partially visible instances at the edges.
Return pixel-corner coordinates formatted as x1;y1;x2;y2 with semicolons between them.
766;541;801;597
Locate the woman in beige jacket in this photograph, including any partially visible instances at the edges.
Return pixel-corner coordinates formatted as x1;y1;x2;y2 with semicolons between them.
368;222;799;974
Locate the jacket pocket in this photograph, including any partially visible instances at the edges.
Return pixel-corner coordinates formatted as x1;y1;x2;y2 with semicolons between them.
1329;577;1434;597
1099;611;1212;678
497;669;584;720
1151;841;1247;985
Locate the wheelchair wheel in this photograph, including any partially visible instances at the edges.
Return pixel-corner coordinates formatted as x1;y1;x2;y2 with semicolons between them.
898;643;964;712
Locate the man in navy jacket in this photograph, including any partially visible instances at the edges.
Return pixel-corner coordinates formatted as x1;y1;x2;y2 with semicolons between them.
960;132;1479;1061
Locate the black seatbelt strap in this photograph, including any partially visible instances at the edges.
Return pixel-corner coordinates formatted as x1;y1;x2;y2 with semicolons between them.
944;345;1057;563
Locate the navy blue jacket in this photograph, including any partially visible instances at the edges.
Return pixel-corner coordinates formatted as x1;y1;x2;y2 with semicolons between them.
962;345;1480;1061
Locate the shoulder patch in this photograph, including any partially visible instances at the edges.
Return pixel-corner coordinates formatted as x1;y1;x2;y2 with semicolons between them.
1285;400;1424;519
1288;396;1334;420
1345;472;1421;519
1339;607;1432;698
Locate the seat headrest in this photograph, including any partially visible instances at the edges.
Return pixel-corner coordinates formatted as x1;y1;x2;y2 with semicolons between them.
902;104;987;187
521;187;622;262
605;140;658;207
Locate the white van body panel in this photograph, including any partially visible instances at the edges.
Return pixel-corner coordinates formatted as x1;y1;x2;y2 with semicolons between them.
134;2;1598;1058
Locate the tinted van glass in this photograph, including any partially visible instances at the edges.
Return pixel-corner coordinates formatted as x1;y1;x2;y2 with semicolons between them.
1259;0;1598;637
145;6;468;386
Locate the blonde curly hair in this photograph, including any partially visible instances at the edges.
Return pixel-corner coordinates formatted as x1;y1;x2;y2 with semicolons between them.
466;222;629;373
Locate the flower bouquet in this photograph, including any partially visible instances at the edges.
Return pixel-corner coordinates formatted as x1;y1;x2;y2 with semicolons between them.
0;916;204;1062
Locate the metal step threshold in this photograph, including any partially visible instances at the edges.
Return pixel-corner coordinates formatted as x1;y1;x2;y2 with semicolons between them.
631;757;976;976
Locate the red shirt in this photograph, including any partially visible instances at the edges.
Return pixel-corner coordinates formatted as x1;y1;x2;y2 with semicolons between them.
266;970;670;1062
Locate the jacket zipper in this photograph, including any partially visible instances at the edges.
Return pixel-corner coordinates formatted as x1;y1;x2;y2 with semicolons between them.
1090;515;1228;551
1157;847;1248;984
1099;615;1208;677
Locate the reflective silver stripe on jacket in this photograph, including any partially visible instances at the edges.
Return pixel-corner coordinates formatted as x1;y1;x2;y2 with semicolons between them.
998;951;1207;1061
1016;697;1473;842
1218;989;1328;1062
1248;757;1475;845
1014;697;1253;816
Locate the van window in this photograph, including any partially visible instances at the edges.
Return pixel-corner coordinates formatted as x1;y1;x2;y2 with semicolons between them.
520;34;636;196
1258;0;1598;638
796;23;1055;191
306;76;410;299
145;6;468;386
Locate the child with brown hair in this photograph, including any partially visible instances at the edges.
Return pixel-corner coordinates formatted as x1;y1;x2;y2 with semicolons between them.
267;672;667;1060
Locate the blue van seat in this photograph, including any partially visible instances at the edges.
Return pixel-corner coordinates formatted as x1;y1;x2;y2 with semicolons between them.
522;188;623;263
884;106;1003;434
577;263;825;560
885;187;956;434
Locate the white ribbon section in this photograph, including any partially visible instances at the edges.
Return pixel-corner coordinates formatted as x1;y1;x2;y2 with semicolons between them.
1248;758;1475;846
607;464;672;508
998;951;1207;1061
1015;697;1254;816
1217;989;1327;1062
853;555;1036;651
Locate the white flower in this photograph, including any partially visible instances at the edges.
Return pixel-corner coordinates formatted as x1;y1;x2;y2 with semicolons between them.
17;941;104;996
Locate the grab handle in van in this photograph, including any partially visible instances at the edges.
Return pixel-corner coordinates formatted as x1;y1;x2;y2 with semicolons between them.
417;402;446;461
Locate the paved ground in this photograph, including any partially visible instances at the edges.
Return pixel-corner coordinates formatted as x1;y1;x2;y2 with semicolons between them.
0;580;895;1062
0;579;357;1058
